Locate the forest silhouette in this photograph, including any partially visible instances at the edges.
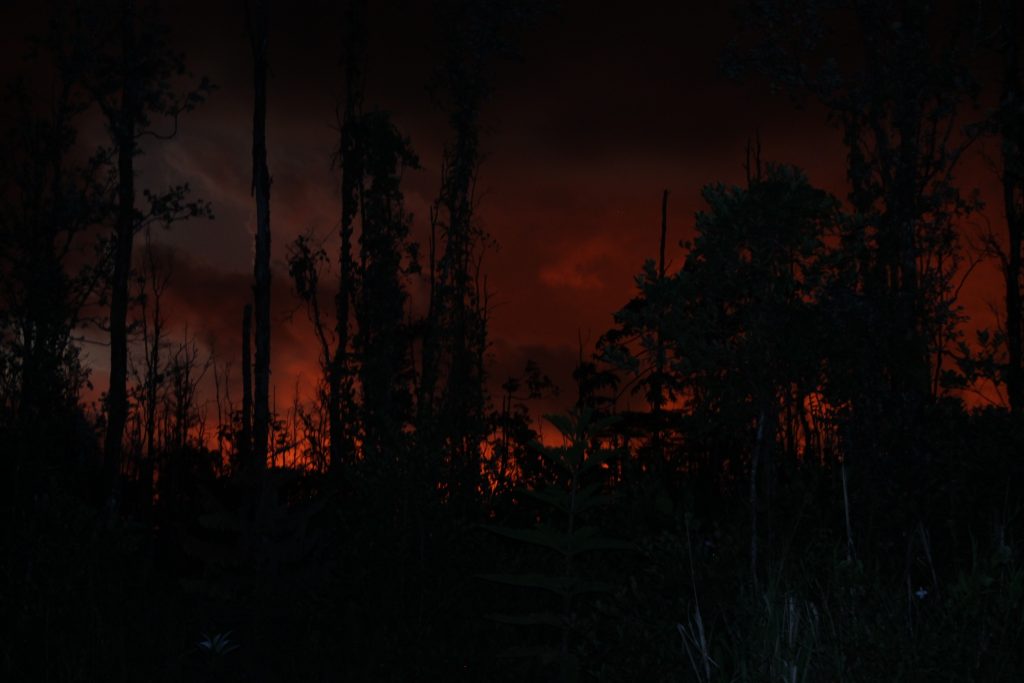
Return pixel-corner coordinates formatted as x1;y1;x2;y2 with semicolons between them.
2;0;1023;681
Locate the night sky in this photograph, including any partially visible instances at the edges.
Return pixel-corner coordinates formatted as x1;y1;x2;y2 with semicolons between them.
7;4;1024;679
3;0;1008;416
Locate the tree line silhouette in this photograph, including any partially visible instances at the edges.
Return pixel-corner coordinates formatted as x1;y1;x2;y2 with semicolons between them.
1;0;1023;681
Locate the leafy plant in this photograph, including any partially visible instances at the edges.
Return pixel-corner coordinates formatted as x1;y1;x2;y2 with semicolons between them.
481;408;632;682
198;631;239;656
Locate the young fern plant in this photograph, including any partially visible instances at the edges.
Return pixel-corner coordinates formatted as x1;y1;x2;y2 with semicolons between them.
481;408;633;683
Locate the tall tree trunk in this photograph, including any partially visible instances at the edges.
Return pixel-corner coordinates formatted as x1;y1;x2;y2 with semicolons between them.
893;109;930;409
142;246;162;518
331;0;365;477
248;0;271;472
241;303;253;468
1006;178;1022;415
103;0;138;506
1001;0;1023;414
437;101;483;499
750;410;764;594
750;404;777;593
417;211;440;424
651;189;668;464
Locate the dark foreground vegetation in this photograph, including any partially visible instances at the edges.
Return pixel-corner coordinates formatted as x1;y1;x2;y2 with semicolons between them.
2;0;1024;681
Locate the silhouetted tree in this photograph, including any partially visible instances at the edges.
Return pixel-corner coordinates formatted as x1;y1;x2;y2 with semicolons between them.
572;342;620;417
663;164;837;584
598;190;684;470
0;78;104;437
74;0;212;505
246;0;272;473
730;0;982;451
485;360;558;497
288;2;420;480
127;233;171;515
0;47;111;515
990;0;1024;413
165;333;209;452
354;111;420;465
417;0;538;503
241;302;253;467
330;0;365;478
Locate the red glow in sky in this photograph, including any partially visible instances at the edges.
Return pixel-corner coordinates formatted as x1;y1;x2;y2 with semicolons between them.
3;0;1010;425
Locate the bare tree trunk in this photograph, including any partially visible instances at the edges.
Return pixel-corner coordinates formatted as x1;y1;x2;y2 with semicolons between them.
651;189;668;464
658;190;668;281
103;0;138;510
1002;0;1023;414
842;456;855;562
417;210;439;424
241;303;253;468
750;407;775;593
141;239;164;517
1006;199;1022;414
750;410;762;593
331;0;365;478
248;0;271;472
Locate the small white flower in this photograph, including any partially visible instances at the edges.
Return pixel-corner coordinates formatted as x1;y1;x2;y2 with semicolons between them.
914;587;928;600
